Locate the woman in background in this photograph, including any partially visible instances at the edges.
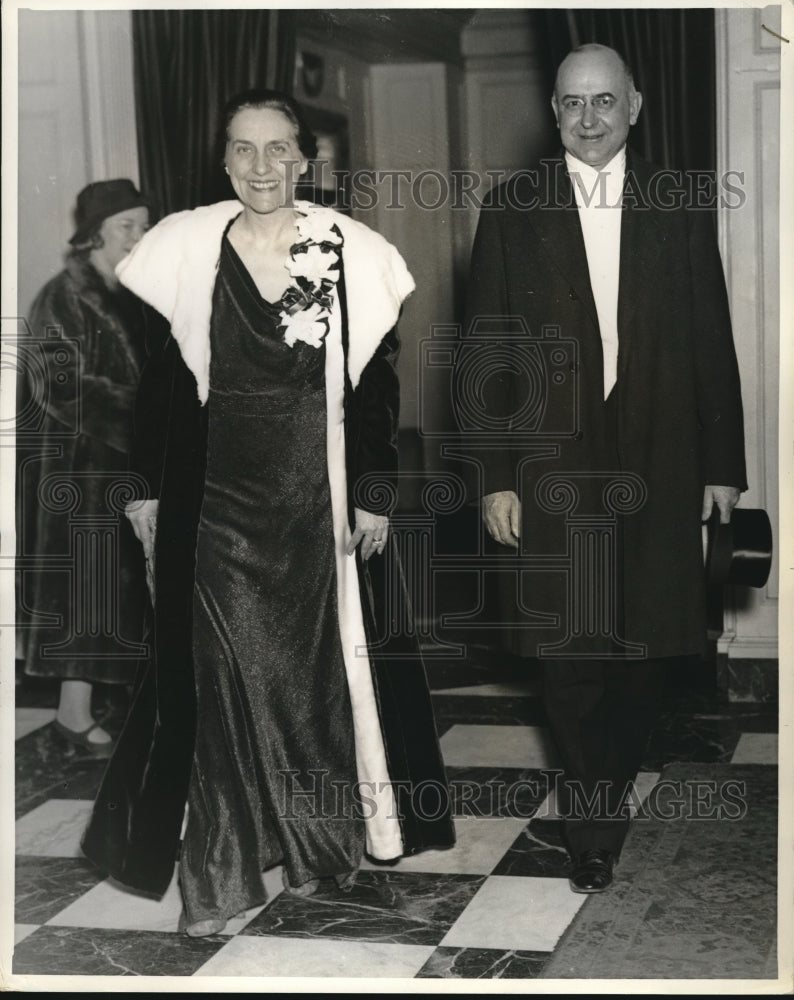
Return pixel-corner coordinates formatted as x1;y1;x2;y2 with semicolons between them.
20;180;154;756
82;89;454;935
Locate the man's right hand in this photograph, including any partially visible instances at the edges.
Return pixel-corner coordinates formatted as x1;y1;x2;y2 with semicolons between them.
482;490;521;548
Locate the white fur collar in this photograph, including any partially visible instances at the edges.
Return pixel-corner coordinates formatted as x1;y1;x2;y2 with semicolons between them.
116;200;415;402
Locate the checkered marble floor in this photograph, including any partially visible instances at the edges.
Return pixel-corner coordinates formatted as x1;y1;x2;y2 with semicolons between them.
10;655;779;982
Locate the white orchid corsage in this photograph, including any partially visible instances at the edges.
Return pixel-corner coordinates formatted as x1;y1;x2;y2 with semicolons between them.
278;215;343;349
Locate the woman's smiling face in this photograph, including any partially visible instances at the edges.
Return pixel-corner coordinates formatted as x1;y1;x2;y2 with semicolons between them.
224;106;308;215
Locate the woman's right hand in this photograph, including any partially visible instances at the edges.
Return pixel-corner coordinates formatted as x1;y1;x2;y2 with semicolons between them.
126;499;158;602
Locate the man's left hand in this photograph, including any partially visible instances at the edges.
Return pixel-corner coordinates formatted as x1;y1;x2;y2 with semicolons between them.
702;485;741;524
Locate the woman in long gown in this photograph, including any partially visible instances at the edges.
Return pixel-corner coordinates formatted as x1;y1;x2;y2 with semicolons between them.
82;90;454;935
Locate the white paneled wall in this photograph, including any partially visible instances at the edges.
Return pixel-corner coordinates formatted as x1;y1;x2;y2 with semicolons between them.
716;7;781;660
366;63;458;437
16;9;138;317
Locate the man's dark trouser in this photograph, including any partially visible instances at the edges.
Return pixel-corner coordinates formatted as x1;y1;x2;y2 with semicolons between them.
542;658;668;857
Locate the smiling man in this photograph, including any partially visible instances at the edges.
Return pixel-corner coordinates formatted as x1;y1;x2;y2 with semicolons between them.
464;44;746;893
552;44;642;171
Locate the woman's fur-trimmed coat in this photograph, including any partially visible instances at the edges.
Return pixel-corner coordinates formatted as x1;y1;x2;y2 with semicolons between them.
18;254;150;682
81;203;455;895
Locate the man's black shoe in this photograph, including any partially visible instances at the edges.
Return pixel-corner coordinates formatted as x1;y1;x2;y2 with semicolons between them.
568;849;615;893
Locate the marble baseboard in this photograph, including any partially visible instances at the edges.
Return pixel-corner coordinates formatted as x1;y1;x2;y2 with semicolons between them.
716;656;778;703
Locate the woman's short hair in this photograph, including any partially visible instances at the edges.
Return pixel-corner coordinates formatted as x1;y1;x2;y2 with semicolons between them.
220;89;318;161
69;229;105;255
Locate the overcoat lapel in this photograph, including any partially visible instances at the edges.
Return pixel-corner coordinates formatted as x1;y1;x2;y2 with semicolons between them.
524;159;600;336
617;154;670;377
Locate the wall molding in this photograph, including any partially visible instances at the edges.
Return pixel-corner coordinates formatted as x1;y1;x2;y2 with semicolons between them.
714;8;780;659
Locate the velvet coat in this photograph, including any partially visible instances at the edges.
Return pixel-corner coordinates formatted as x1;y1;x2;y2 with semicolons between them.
464;152;746;661
18;255;150;682
81;206;454;896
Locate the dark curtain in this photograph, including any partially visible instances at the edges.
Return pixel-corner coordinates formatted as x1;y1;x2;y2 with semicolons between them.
132;10;297;216
536;8;716;172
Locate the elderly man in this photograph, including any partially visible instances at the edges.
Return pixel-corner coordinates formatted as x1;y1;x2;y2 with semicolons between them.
464;44;745;892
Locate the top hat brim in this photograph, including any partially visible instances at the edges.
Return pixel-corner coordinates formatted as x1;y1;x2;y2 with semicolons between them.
705;507;773;588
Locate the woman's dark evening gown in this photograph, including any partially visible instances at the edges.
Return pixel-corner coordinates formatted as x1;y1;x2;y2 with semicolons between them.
179;235;365;923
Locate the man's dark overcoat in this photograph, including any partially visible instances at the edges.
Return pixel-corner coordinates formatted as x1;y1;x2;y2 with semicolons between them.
464;152;746;661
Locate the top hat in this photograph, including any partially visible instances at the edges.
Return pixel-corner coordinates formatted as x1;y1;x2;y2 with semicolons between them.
69;179;154;245
705;506;773;588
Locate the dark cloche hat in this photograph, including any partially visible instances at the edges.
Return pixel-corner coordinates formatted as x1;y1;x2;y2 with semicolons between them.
69;179;154;245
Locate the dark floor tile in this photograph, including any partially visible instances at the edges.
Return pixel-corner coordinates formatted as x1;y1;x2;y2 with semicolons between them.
690;705;779;733
241;870;485;946
15;726;109;819
12;925;225;977
645;686;778;752
642;702;778;769
444;766;554;819
416;945;550;979
492;819;570;878
15;856;106;924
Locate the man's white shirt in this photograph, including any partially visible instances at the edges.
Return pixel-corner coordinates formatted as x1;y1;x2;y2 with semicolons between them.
565;147;625;399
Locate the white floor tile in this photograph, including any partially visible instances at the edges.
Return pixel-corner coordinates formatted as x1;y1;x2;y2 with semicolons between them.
195;935;435;978
48;867;184;933
535;770;661;821
441;875;584;951
14;924;38;945
731;733;778;764
629;771;661;813
15;708;56;740
361;817;529;875
440;724;560;769
15;800;94;857
432;681;541;697
46;862;280;934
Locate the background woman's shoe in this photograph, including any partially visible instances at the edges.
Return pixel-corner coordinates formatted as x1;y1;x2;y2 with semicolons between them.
52;719;114;758
568;849;615;893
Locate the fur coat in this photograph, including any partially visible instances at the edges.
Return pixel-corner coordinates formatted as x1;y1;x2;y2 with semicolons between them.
81;202;455;895
18;254;151;681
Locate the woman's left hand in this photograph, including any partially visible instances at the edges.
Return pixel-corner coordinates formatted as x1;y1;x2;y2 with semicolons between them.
347;507;389;560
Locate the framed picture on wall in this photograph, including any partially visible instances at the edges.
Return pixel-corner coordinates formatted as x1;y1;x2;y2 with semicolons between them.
297;105;350;212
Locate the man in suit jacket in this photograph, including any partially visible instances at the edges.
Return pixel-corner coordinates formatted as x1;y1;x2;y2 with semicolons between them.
464;43;746;892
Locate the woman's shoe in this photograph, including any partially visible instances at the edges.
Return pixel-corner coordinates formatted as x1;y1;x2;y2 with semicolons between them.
281;868;319;897
52;719;114;759
178;910;227;936
334;870;357;893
